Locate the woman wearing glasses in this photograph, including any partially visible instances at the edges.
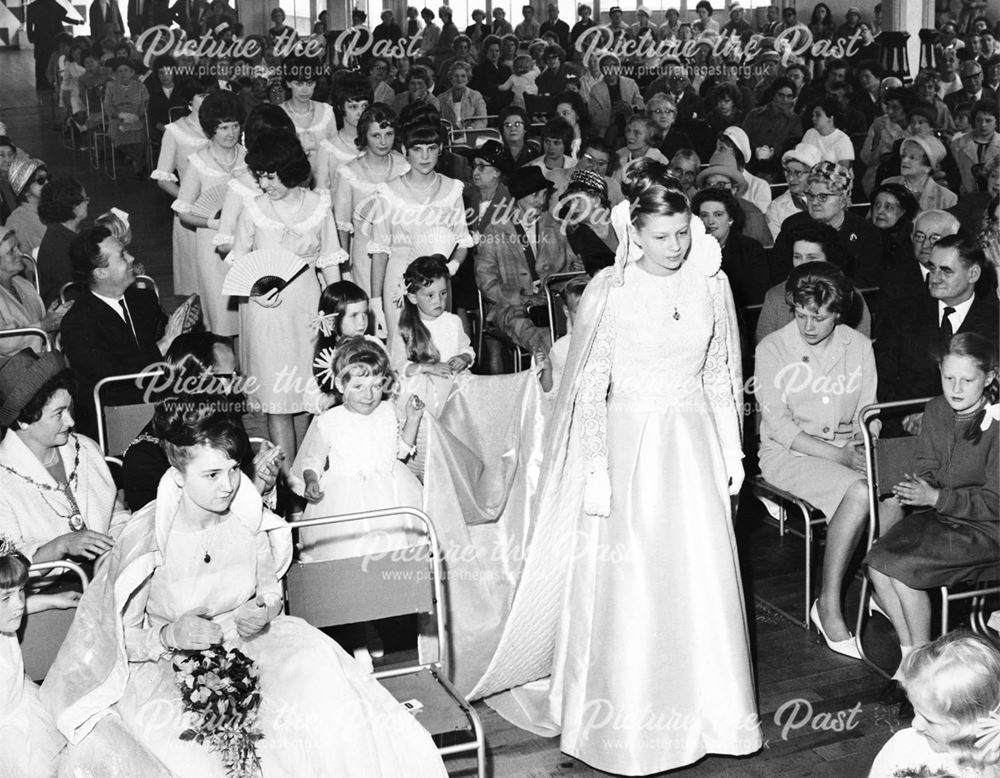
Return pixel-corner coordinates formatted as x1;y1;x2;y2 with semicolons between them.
4;156;49;256
498;105;541;169
764;143;821;241
646;93;692;160
771;163;885;287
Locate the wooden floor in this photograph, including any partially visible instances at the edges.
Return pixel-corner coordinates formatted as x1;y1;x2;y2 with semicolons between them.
2;46;923;777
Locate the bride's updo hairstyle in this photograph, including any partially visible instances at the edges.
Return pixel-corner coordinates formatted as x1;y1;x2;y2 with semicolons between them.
154;396;250;472
631;183;691;229
620;157;682;201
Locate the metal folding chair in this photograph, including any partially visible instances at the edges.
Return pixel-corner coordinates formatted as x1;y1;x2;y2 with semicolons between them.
93;367;165;457
750;476;827;628
476;288;528;373
0;327;52;353
282;509;487;778
21;561;88;682
855;398;1000;673
543;270;588;343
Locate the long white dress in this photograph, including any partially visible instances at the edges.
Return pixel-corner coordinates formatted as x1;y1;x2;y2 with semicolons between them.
1;633;64;778
281;101;337;178
172;146;246;335
289;401;424;561
367;176;474;342
314;132;363;193
331;152;409;296
230;190;340;414
49;478;448;778
151;114;208;296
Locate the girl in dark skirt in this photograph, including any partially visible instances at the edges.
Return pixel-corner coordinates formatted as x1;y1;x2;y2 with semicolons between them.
867;333;999;666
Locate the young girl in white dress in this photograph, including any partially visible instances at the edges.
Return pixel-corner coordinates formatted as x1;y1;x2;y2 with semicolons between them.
389;255;474;475
229;130;342;472
302;280;383;414
332;103;410;299
152;78;211;296
869;631;1000;778
173;90;245;335
290;336;425;563
367;120;473;343
0;538;78;777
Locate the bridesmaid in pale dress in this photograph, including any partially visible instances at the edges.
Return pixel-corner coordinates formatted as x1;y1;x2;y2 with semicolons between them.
151;76;212;296
368;120;473;342
229;131;342;471
212;104;296;258
332;103;409;298
314;71;369;193
279;55;337;179
173;91;245;336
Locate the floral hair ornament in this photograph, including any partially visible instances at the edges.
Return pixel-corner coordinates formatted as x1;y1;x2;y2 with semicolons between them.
309;312;338;338
979;403;1000;432
110;207;130;227
0;534;18;558
974;703;1000;762
312;346;338;391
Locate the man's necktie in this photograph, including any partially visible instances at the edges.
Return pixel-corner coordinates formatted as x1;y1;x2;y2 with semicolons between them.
941;305;955;342
119;299;140;347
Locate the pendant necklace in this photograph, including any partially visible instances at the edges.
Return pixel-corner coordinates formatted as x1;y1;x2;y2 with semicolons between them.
195;520;222;564
663;271;682;320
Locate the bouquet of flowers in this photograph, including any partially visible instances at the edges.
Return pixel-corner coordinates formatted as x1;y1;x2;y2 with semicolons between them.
173;645;265;778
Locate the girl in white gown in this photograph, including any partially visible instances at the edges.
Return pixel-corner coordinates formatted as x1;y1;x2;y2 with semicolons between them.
40;407;448;778
0;540;78;778
470;183;762;775
314;72;368;193
279;56;337;179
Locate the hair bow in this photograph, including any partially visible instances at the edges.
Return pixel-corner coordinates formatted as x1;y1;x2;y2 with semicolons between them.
312;346;337;392
980;403;1000;432
309;312;338;338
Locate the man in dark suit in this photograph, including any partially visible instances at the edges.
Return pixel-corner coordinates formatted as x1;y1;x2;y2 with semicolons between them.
88;0;124;39
61;226;184;439
875;234;999;417
944;60;998;113
126;0;158;36
539;3;570;50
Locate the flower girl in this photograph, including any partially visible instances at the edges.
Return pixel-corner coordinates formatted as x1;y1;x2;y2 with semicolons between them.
0;538;79;777
289;336;426;563
869;631;1000;778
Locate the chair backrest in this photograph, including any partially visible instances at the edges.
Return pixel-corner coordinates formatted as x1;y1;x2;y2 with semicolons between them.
283;509;446;667
93;368;165;456
167;105;188;124
860;397;933;514
134;274;160;301
20;561;88;682
0;327;51;353
524;93;557;119
59;281;85;305
544;271;588;343
849;202;871;216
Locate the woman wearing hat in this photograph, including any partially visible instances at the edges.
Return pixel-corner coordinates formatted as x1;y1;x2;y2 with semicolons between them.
559;169;618;275
868;181;920;273
883;136;959;212
103;57;150;177
765;142;822;240
0;348;126;564
696;160;773;246
0;230;70;357
4;156;48;256
836;6;863;39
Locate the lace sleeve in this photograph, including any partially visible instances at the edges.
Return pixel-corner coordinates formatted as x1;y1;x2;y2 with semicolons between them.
152;125;178;182
578;306;614;477
703;273;745;495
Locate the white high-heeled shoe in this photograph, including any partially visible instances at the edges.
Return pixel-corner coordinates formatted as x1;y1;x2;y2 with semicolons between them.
810;600;862;660
868;596;889;619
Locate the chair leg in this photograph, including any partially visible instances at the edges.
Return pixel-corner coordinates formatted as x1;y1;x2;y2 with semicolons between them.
802;504;812;628
940;587;949;637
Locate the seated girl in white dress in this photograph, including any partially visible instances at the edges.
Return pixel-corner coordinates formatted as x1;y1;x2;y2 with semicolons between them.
0;539;78;778
869;631;1000;778
290;336;426;563
40;404;447;778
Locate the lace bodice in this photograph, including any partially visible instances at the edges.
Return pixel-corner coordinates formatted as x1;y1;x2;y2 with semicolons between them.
610;262;714;403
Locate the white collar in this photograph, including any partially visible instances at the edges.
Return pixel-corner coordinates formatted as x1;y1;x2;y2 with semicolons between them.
92;289;127;319
939;294;974;319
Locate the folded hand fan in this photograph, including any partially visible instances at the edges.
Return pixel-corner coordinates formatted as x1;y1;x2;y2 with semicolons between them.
190;184;229;220
176;294;202;332
222;248;308;297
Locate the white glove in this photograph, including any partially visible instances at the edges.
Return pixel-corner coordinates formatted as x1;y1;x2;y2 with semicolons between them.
371;296;388;340
584;467;611;517
446;258;461;276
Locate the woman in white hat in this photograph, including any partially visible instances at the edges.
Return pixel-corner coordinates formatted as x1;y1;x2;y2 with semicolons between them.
883;135;958;212
3;156;48;256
